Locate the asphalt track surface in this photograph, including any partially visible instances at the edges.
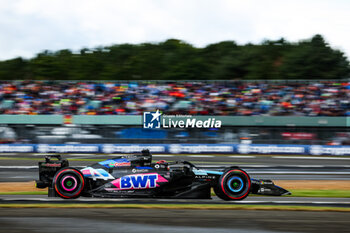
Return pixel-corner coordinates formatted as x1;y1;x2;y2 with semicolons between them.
1;153;350;233
1;208;350;233
1;195;350;208
1;153;350;206
1;153;350;181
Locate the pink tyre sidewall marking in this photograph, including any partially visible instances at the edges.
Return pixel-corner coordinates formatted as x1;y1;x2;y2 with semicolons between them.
61;176;78;191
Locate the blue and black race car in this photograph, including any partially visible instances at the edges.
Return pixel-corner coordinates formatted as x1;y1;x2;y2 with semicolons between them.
35;149;290;200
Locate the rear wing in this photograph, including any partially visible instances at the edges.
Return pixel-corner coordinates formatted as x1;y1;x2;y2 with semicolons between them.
36;155;69;189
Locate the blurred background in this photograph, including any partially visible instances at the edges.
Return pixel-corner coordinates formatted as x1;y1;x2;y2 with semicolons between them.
2;2;350;232
0;1;350;149
0;79;350;146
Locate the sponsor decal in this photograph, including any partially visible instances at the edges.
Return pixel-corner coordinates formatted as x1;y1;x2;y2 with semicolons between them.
309;145;350;156
110;173;168;190
81;167;114;180
102;144;166;153
309;145;323;155
102;144;115;154
41;163;62;167
109;161;130;167
99;159;131;168
132;167;153;173
37;144;99;153
237;144;305;154
195;175;216;179
0;145;34;153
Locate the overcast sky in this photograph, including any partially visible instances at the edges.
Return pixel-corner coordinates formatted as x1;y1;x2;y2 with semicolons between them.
0;0;349;60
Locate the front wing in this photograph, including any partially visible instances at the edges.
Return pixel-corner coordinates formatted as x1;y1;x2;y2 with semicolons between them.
196;169;291;196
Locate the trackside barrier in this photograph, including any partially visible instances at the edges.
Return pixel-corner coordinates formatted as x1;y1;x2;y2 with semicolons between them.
0;115;349;127
1;144;350;156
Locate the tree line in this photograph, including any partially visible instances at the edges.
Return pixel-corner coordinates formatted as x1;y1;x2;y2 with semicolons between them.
0;34;349;80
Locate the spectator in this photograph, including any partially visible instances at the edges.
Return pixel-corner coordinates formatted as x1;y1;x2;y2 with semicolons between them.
0;80;349;116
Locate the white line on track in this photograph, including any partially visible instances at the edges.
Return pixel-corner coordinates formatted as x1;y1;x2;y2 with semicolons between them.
152;155;174;157
240;201;350;204
237;165;273;168
272;156;350;160
0;166;37;169
0;166;86;169
67;157;92;159
1;197;350;205
188;155;215;158
196;165;327;168
32;153;55;156
66;154;94;156
1;164;350;170
89;154;125;157
242;165;327;168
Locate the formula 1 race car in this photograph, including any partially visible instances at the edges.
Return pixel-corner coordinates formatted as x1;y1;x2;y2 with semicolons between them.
35;150;290;200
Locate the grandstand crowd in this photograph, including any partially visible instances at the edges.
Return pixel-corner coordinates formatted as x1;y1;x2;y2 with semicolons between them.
0;81;349;116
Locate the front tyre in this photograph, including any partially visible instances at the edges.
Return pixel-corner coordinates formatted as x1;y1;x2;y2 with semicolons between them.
214;168;251;201
53;168;85;199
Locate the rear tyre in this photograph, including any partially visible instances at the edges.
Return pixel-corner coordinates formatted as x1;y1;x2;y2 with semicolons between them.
53;167;85;199
214;168;251;201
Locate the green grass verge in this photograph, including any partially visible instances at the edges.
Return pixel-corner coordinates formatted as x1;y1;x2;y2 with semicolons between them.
0;191;48;195
288;189;350;198
0;203;349;212
210;189;350;198
0;157;42;161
